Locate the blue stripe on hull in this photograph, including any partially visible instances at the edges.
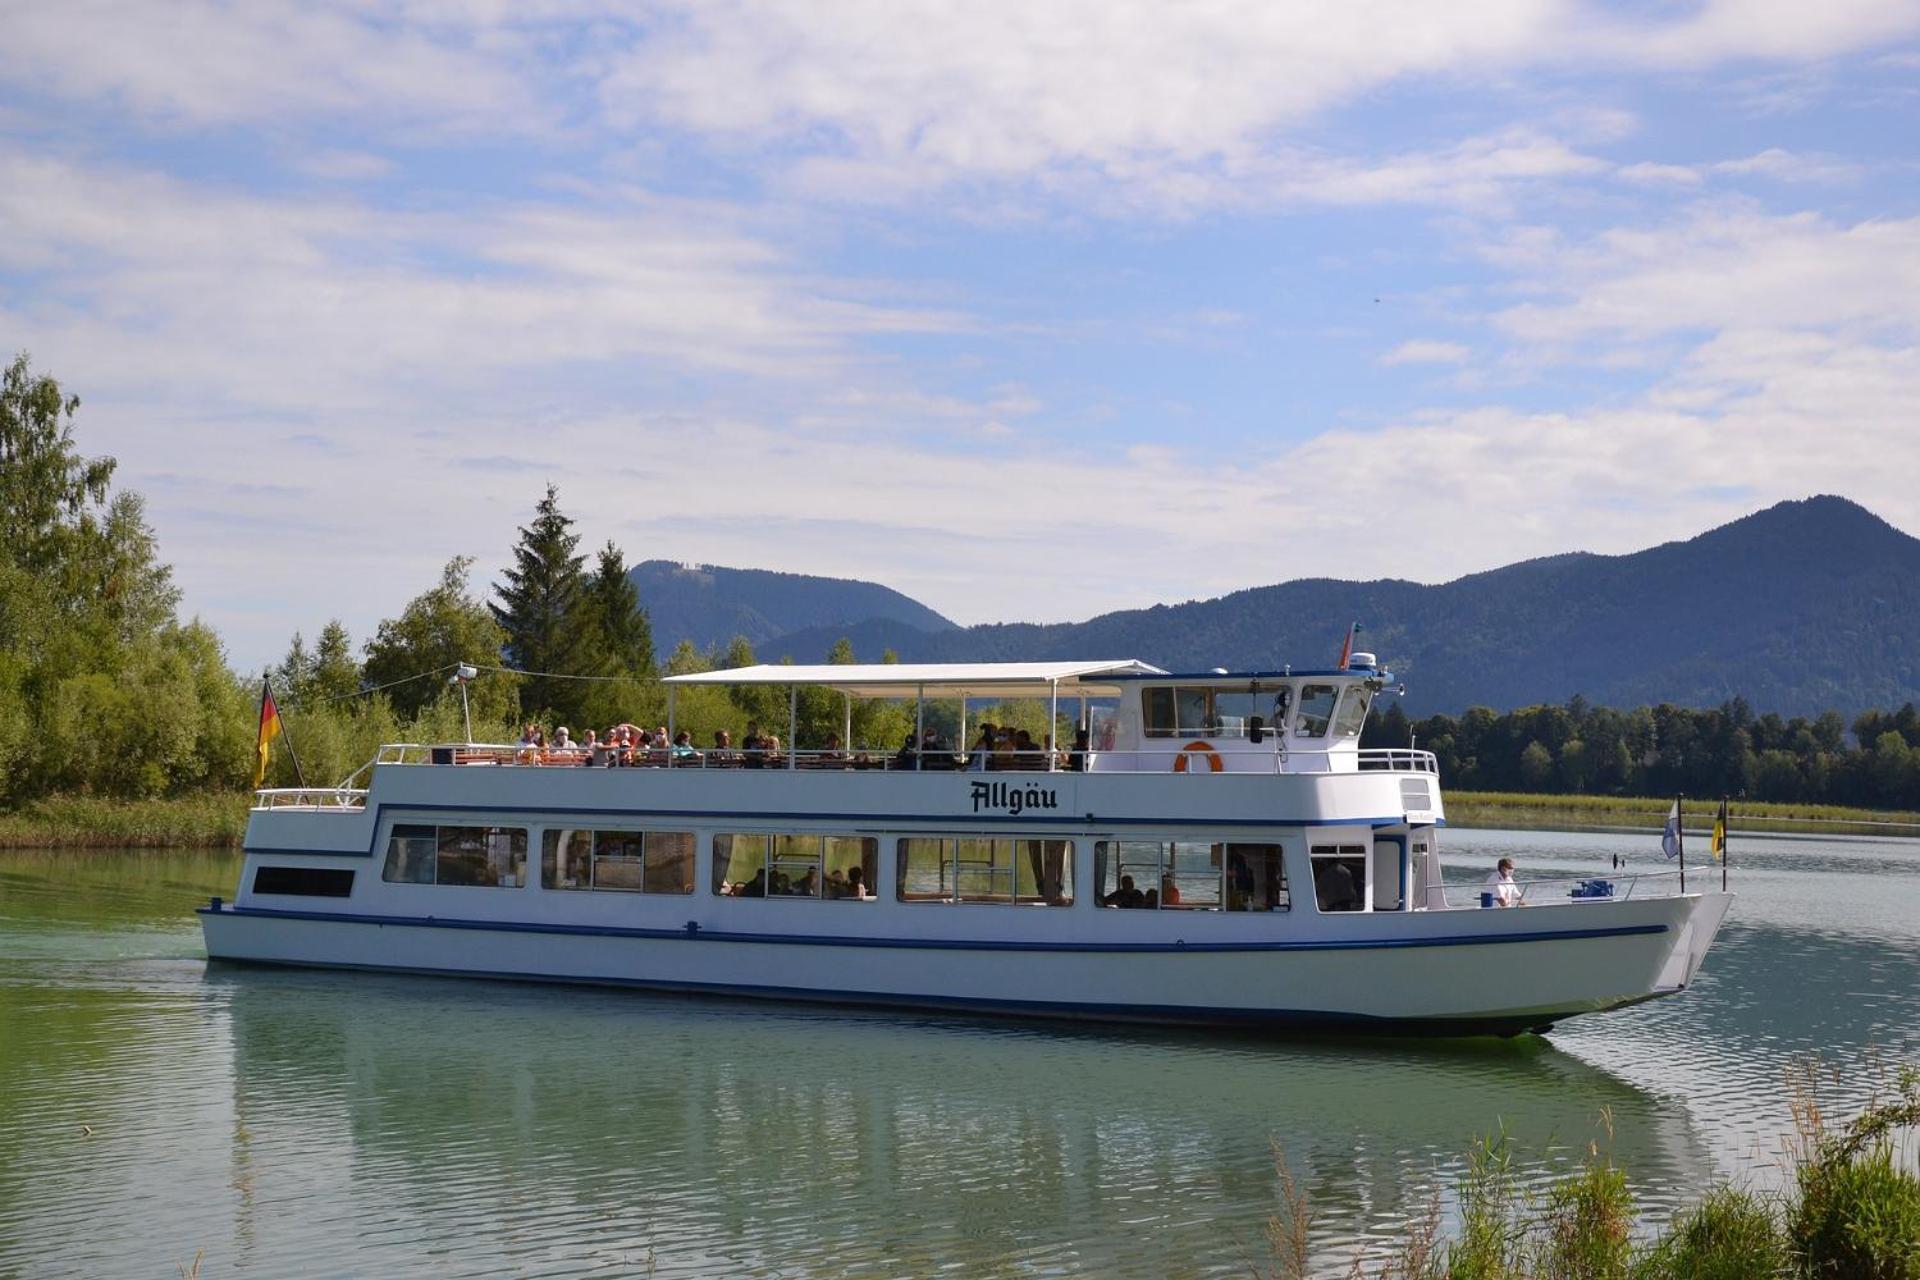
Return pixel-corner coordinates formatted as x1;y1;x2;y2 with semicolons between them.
201;904;1665;954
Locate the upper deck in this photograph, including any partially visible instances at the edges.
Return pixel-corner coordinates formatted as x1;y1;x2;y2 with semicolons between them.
250;658;1443;841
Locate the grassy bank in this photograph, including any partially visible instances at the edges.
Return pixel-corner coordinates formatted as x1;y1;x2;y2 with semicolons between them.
1447;790;1920;835
1271;1066;1920;1279
0;793;251;849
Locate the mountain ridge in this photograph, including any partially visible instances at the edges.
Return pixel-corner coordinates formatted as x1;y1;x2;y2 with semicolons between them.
646;497;1920;717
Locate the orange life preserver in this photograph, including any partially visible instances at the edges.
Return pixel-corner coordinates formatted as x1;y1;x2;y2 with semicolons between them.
1172;741;1224;773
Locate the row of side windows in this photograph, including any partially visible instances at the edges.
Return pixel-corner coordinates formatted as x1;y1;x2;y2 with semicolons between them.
381;826;1305;914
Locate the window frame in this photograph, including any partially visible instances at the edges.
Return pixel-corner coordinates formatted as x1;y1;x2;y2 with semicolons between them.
895;836;1075;906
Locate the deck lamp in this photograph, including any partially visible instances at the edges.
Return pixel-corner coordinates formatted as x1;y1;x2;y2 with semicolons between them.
449;663;478;744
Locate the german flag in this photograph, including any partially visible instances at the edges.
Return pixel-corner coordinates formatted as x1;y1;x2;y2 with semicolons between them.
253;680;281;789
1710;796;1728;862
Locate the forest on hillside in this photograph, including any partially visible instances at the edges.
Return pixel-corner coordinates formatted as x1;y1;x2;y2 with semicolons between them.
3;353;1919;813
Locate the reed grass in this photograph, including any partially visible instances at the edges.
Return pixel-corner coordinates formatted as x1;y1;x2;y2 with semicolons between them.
0;793;251;849
1267;1063;1919;1279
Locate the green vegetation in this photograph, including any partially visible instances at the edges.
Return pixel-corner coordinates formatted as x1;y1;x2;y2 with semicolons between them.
0;794;249;848
1365;697;1920;813
1269;1067;1920;1279
1443;791;1920;835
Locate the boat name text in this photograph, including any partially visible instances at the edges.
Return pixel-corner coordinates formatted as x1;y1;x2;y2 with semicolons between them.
969;781;1059;815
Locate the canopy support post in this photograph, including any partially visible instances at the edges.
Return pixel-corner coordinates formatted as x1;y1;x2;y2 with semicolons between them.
667;687;677;768
1049;680;1059;771
788;685;798;770
842;692;852;751
914;684;925;771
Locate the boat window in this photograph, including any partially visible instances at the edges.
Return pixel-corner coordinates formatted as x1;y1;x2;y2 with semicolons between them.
541;828;694;894
1310;843;1368;912
895;837;1074;905
1142;686;1222;739
1332;688;1372;738
1294;685;1338;738
252;866;355;898
1093;840;1289;911
382;823;527;888
713;833;878;900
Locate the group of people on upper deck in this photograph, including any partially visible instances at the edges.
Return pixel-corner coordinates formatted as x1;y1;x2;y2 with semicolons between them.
509;719;1097;771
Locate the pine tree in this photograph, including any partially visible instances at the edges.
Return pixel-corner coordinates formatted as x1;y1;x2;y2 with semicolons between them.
311;620;361;704
585;541;656;680
489;484;602;722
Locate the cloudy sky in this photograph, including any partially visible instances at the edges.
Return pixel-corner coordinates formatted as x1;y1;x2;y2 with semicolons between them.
3;1;1919;670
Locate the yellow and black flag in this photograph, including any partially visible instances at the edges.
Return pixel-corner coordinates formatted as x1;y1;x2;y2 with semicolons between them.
1710;796;1728;862
253;679;282;789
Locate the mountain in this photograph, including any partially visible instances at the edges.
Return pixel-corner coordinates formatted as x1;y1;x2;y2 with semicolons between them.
629;561;957;659
740;497;1920;717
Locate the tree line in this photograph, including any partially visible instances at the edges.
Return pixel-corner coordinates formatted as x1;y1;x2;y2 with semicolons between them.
1362;695;1920;810
5;351;1920;811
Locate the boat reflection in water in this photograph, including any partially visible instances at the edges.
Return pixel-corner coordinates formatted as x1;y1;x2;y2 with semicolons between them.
212;969;1716;1276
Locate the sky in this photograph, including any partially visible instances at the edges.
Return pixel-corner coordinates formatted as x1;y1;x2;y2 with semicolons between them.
3;1;1919;672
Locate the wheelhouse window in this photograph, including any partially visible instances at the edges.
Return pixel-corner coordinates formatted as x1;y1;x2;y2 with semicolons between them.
1094;841;1288;911
895;837;1073;905
1310;843;1368;912
383;823;527;887
542;829;694;894
713;833;878;899
1294;685;1339;738
1332;687;1372;738
1143;686;1223;738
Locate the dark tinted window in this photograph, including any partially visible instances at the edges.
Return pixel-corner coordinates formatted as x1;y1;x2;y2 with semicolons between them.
253;866;355;898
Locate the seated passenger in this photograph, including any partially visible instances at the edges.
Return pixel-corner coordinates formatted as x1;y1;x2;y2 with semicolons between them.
670;730;699;764
819;733;850;766
742;723;767;769
734;869;767;898
969;725;996;772
1160;873;1181;906
845;865;871;900
552;726;573;751
1014;729;1043;770
1103;875;1146;908
825;868;849;898
794;867;819;897
711;729;735;765
1315;860;1359;912
894;732;918;771
1065;727;1090;772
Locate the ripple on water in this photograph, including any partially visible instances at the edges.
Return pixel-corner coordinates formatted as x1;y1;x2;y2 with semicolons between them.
2;838;1918;1278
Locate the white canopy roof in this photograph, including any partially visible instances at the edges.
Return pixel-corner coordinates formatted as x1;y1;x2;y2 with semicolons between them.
662;659;1166;700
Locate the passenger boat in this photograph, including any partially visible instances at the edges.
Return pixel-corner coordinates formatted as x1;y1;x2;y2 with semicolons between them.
200;656;1733;1036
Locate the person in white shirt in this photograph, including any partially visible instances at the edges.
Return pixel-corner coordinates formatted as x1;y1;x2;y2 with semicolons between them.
1484;858;1521;907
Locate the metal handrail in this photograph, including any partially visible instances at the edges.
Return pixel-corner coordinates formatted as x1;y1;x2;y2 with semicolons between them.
344;741;1439;777
252;787;369;811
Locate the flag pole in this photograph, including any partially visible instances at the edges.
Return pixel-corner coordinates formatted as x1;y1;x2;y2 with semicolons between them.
1721;795;1729;893
1677;791;1685;893
268;676;309;789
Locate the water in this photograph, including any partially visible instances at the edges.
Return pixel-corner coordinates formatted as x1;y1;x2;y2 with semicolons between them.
1;830;1916;1277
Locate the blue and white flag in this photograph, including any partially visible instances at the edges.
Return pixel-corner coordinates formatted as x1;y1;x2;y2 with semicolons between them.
1661;798;1682;859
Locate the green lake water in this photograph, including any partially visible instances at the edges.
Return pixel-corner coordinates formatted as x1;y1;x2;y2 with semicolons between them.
1;829;1916;1277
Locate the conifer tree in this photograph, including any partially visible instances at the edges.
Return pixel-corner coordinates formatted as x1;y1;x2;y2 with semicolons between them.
585;541;656;681
490;484;602;722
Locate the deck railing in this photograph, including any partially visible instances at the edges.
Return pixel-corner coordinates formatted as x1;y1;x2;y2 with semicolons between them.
252;787;370;812
1446;868;1692;908
342;741;1440;778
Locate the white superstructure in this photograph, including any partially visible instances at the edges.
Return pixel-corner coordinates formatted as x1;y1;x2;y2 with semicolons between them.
201;657;1731;1035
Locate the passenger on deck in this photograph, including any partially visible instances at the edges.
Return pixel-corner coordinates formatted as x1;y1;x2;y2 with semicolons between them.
1316;860;1359;912
1484;858;1521;908
969;725;996;771
1014;729;1043;770
1103;875;1146;908
1066;728;1090;772
819;733;850;766
742;723;767;769
992;728;1014;770
711;729;734;766
582;729;603;766
894;732;918;771
552;727;573;751
671;730;699;764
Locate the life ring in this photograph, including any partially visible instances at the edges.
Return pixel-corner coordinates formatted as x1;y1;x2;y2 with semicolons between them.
1172;741;1224;773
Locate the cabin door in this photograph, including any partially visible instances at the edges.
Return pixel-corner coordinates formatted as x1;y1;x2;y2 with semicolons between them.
1372;838;1404;912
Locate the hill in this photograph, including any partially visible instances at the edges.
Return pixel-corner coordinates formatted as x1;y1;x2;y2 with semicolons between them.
629;561;956;659
747;497;1920;717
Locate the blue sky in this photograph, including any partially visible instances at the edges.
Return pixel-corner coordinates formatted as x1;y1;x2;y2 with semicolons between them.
3;1;1919;671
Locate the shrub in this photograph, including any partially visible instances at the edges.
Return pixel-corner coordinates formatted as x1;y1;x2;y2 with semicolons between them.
1792;1145;1920;1279
1634;1185;1787;1280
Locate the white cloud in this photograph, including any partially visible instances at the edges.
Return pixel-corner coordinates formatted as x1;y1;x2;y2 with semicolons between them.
1616;162;1704;187
1712;148;1863;184
293;149;398;181
1380;340;1471;366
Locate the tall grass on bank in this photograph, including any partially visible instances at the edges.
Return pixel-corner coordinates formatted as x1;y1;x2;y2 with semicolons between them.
1263;1065;1920;1279
0;793;250;848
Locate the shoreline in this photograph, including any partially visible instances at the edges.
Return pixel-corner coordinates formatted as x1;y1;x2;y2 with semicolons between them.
2;788;1915;851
